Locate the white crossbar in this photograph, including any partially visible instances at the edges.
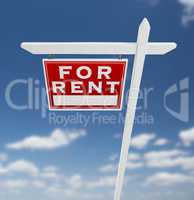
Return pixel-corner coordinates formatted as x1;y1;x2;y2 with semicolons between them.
21;42;176;55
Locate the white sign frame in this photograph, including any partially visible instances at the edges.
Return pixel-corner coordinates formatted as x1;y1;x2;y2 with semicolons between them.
21;18;177;200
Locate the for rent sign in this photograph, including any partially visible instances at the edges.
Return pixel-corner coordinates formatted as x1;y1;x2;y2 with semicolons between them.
43;59;128;110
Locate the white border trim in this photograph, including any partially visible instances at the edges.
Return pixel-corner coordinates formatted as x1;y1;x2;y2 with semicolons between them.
42;58;128;111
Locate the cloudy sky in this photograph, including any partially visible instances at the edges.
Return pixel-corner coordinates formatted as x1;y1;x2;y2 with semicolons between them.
0;0;194;199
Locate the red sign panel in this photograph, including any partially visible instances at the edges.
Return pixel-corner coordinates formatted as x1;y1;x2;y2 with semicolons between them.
43;59;128;110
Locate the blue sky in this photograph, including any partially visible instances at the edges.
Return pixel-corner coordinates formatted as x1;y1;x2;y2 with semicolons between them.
0;0;194;199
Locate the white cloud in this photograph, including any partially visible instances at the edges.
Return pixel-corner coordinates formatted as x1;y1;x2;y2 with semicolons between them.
144;149;185;160
68;174;83;189
126;161;143;170
47;184;80;198
47;174;116;196
63;188;79;198
143;0;194;26
0;161;62;180
6;129;87;150
154;138;169;146
131;133;155;149
87;176;116;188
179;127;194;146
46;174;84;198
146;172;194;186
144;149;184;169
178;0;194;25
0;179;29;190
127;153;143;169
42;166;58;173
128;153;141;161
41;166;60;179
144;149;194;170
0;160;39;176
31;180;47;189
175;156;194;170
0;179;47;190
99;164;117;173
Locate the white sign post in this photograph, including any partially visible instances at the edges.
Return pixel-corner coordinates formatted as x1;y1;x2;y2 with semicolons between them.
114;18;150;200
21;18;177;200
